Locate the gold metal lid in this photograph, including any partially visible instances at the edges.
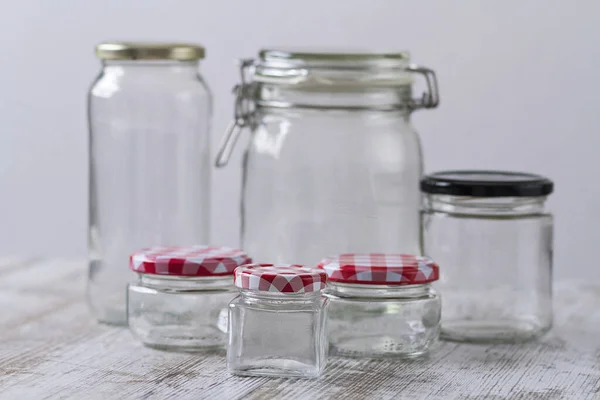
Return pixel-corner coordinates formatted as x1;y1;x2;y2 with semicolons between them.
95;42;205;61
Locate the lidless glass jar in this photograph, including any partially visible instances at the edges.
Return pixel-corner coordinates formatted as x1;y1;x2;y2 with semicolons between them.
421;171;554;343
215;49;439;266
227;264;328;379
88;43;212;325
127;246;250;351
318;254;440;358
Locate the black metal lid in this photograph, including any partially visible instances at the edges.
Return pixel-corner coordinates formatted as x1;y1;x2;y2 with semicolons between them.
420;170;554;197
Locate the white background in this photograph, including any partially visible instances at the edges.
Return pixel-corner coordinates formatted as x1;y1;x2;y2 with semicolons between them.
1;1;598;279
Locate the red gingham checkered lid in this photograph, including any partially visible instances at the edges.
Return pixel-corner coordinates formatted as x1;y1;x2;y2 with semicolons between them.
130;245;252;277
234;264;327;293
317;254;439;285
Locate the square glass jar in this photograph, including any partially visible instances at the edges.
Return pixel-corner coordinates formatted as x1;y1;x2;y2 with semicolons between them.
227;264;328;379
319;254;441;358
127;245;251;351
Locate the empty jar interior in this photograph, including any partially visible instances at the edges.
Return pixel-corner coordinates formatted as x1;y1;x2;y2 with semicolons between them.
227;290;328;378
326;282;440;358
127;274;236;351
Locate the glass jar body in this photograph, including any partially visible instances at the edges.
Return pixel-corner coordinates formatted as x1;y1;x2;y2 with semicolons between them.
325;283;440;358
227;290;328;378
127;275;235;350
88;60;212;325
242;99;422;266
421;195;553;343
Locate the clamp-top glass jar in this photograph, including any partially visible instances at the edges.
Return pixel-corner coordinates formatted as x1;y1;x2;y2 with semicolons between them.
216;49;439;266
88;43;212;325
319;254;441;358
421;171;554;343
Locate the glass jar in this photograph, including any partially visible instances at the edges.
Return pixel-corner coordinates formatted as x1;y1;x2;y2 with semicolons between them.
319;254;440;358
215;49;440;266
88;43;212;325
421;171;554;343
127;246;250;351
227;264;328;378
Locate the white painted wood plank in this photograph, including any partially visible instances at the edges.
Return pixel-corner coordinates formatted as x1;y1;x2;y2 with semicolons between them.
0;259;599;399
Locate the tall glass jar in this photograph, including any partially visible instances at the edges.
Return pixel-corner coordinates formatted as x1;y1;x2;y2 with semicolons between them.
216;50;439;266
421;171;554;343
88;43;212;325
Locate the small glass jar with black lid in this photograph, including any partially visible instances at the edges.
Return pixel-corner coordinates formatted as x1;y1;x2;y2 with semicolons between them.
421;171;554;343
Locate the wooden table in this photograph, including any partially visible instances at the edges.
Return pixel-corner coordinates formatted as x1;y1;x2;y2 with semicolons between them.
1;258;599;399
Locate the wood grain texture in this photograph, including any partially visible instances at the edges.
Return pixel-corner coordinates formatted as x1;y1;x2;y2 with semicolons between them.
0;259;599;400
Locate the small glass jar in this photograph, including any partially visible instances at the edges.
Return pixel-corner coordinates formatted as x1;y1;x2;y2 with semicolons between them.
421;171;554;343
127;245;250;351
227;264;328;379
319;254;440;358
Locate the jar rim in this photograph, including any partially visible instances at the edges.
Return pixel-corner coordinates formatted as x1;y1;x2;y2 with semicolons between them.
259;48;410;65
252;48;415;87
138;273;234;292
327;281;433;289
139;273;232;282
239;288;323;297
325;281;435;300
